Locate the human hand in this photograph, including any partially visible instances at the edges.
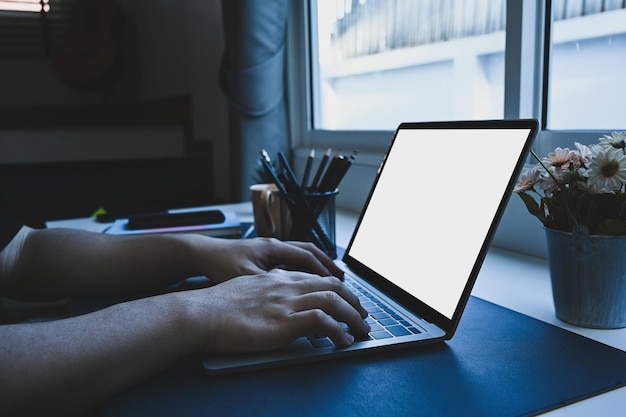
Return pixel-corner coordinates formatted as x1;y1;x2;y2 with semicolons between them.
192;237;344;284
185;269;370;353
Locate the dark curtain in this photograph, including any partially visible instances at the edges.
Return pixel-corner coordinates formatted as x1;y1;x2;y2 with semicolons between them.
220;0;290;201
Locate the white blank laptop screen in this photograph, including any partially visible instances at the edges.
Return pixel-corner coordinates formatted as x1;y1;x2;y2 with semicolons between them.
347;127;531;319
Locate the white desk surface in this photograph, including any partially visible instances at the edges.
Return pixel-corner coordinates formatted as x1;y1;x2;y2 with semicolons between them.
48;202;626;416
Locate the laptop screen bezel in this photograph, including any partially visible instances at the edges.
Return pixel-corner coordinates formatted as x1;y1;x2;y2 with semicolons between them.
342;119;539;338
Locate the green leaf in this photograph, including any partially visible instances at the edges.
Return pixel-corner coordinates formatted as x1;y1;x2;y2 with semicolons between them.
518;192;542;218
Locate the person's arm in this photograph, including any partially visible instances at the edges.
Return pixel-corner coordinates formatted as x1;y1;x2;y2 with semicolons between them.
0;226;365;416
0;270;369;417
1;226;343;301
0;291;194;417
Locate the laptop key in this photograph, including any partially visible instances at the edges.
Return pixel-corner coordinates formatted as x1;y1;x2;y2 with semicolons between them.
310;338;334;348
408;327;422;334
354;333;373;342
378;318;398;327
368;323;384;332
387;325;411;337
370;330;393;339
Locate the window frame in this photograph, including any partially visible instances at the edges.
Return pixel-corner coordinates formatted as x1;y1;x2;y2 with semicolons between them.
287;0;399;154
286;0;622;257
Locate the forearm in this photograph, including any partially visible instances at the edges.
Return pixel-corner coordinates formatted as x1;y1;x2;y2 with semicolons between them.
0;269;370;416
6;228;211;300
0;291;198;417
2;227;344;301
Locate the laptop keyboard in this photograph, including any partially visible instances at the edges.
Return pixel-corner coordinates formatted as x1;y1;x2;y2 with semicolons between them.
306;275;422;349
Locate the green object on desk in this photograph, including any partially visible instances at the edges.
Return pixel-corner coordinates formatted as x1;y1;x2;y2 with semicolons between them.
91;207;108;218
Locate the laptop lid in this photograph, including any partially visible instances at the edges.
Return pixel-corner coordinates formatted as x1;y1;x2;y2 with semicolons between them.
342;119;538;339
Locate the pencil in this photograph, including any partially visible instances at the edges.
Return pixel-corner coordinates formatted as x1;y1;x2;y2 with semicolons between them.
311;148;331;191
260;151;333;254
301;148;315;190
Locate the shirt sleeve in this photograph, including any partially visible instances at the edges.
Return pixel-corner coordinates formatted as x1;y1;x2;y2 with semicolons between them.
0;212;24;252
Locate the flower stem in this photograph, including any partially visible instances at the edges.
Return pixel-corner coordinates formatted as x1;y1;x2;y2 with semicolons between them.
530;149;579;228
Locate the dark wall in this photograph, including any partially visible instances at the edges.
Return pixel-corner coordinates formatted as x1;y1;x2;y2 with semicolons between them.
0;0;231;201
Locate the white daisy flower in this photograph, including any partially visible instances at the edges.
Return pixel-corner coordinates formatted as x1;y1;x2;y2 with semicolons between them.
542;147;576;171
514;167;541;193
574;142;593;165
538;174;560;196
598;132;626;150
585;147;626;191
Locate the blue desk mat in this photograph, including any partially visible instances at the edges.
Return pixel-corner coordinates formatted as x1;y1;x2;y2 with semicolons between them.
107;296;626;417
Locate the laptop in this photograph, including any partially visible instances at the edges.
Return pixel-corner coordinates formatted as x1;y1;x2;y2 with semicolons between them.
203;119;538;375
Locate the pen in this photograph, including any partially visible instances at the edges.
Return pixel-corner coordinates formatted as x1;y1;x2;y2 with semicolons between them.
317;150;343;192
312;150;357;217
278;171;300;195
277;151;301;191
326;152;354;192
311;148;331;191
301;148;315;190
259;150;289;195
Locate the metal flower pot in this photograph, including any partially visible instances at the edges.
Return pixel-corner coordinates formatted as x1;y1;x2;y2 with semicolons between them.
545;227;626;329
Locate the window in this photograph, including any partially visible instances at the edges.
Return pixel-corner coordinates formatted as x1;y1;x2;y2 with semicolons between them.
287;0;626;256
0;0;49;12
289;0;626;144
313;0;506;131
546;2;626;130
288;0;527;153
0;0;72;57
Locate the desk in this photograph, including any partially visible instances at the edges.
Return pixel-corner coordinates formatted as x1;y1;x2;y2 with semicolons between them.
48;202;626;416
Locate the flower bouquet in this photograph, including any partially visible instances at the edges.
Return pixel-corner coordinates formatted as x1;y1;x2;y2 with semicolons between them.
515;132;626;235
517;131;626;329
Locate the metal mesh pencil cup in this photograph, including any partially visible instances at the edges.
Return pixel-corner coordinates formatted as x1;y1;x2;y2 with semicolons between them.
280;189;338;259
